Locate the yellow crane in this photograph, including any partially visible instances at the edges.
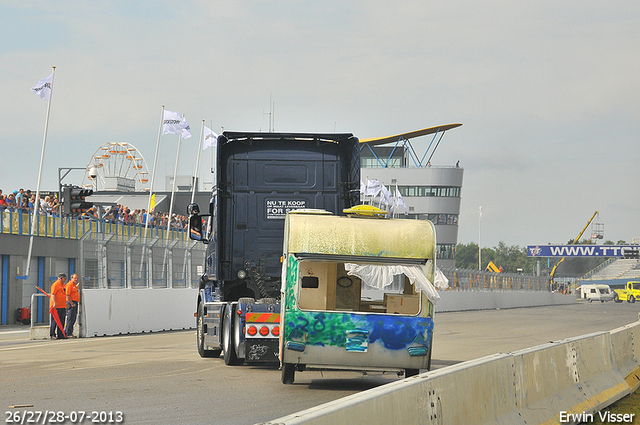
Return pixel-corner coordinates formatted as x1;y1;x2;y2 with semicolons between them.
550;211;601;280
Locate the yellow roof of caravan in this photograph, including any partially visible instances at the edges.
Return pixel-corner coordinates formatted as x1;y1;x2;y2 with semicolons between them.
284;212;435;260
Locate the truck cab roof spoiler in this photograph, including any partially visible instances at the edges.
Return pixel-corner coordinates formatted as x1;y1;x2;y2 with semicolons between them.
220;132;357;144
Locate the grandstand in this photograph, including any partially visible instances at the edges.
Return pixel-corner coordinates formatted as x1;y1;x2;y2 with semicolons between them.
580;258;640;284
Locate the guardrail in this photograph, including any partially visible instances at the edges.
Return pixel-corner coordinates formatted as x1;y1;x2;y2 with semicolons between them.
440;266;550;292
259;317;640;425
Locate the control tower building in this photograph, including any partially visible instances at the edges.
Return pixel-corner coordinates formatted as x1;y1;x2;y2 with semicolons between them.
359;124;463;268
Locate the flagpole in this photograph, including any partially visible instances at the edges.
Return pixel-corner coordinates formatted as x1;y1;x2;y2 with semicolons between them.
145;105;165;236
191;120;205;204
214;125;220;182
478;206;482;270
394;182;399;219
166;117;185;239
25;66;56;278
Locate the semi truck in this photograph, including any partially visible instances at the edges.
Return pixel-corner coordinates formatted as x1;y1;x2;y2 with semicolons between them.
188;131;360;365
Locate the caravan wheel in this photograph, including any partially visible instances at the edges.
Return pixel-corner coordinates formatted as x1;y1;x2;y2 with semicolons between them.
281;363;295;384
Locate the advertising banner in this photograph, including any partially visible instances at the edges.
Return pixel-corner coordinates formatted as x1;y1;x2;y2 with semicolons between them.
527;245;639;257
266;199;307;220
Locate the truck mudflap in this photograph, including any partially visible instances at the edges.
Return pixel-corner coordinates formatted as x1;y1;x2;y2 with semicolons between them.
242;311;280;363
244;338;280;363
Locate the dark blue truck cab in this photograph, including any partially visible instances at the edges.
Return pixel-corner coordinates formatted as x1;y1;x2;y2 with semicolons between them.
189;131;360;364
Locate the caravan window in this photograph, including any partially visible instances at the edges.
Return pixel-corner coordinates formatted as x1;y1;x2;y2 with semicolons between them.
296;260;421;316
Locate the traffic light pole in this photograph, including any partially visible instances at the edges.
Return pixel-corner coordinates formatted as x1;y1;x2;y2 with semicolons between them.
58;167;87;208
58;167;86;238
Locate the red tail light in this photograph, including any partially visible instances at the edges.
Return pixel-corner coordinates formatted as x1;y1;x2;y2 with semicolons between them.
247;325;257;336
259;326;269;336
272;326;280;336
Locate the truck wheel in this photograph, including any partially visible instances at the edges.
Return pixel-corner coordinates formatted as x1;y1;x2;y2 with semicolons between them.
405;369;419;378
282;363;295;384
223;306;241;365
197;301;221;358
613;293;622;303
630;296;636;304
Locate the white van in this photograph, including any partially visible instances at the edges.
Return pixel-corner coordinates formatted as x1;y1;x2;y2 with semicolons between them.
578;284;615;303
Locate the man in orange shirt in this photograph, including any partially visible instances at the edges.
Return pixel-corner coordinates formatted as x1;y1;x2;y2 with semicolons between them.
49;273;67;339
65;273;80;337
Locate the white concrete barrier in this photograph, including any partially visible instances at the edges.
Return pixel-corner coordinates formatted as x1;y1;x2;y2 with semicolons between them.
258;321;640;425
609;322;640;393
512;332;628;425
80;288;197;337
435;291;575;312
257;354;523;425
77;289;572;337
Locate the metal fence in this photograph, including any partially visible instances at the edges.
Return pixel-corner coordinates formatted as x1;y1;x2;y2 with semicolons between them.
1;208;189;241
79;232;206;289
439;266;550;292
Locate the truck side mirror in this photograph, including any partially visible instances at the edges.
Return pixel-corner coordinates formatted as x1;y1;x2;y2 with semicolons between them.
188;203;207;242
189;215;203;241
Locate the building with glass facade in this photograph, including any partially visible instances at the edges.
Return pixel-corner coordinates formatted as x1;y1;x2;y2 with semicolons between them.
360;144;464;268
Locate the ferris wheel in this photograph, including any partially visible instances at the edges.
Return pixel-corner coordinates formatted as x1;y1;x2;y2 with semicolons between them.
82;142;151;192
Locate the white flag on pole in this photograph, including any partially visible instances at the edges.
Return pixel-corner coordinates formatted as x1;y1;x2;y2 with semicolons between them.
203;126;219;150
163;110;183;135
380;184;393;207
31;73;53;101
365;179;382;197
180;116;192;139
396;192;408;214
392;183;408;216
163;110;191;138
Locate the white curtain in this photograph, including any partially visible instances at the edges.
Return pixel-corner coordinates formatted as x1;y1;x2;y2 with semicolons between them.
344;261;449;304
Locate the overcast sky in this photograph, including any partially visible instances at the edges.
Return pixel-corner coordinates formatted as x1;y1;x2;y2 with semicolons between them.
1;1;639;248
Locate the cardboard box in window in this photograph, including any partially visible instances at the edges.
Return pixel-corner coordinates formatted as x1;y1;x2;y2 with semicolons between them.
385;294;419;315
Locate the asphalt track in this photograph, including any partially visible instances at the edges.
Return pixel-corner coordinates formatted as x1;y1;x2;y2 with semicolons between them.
1;302;638;425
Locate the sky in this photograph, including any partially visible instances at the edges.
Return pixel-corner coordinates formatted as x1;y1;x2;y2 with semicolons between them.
1;1;639;249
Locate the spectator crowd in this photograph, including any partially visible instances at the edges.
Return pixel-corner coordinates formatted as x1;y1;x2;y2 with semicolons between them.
0;187;188;230
0;188;59;214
